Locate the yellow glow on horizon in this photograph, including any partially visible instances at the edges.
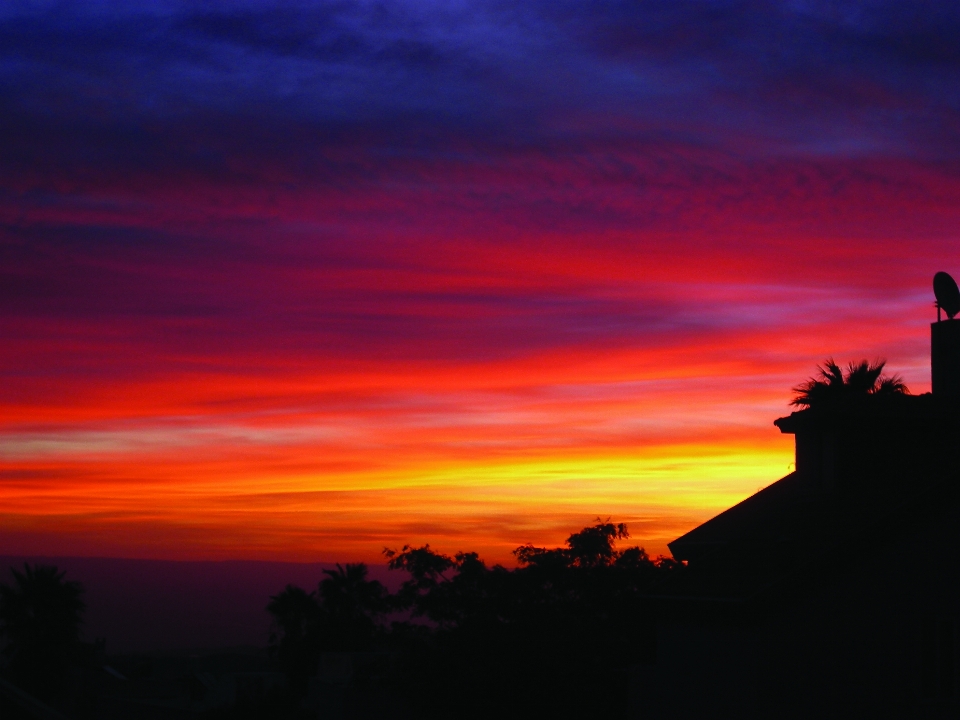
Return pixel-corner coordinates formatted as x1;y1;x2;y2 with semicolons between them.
0;426;793;563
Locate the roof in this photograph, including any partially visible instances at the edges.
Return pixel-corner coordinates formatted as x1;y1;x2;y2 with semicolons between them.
773;392;949;435
667;472;820;564
658;393;960;614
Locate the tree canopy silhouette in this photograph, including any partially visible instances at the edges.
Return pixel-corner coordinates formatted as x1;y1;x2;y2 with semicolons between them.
381;520;676;718
514;519;629;568
791;359;908;408
266;521;683;717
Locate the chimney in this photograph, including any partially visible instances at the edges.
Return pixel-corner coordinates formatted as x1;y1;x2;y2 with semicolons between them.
931;319;960;401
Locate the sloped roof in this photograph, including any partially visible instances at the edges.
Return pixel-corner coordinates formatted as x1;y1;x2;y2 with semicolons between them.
667;472;818;564
659;395;960;612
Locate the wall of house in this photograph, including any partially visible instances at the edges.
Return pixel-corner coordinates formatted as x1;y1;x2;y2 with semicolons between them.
789;407;960;512
629;500;960;719
932;320;960;401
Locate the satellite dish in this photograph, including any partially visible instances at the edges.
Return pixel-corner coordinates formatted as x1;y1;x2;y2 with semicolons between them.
934;271;960;320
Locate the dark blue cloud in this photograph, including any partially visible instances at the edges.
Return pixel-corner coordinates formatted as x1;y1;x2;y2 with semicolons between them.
1;0;959;247
1;1;957;158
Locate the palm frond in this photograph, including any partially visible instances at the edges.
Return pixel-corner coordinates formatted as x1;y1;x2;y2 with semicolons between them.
844;360;885;395
873;374;909;396
790;358;908;407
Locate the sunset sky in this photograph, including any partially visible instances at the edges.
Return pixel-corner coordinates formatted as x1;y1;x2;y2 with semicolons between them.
2;1;959;564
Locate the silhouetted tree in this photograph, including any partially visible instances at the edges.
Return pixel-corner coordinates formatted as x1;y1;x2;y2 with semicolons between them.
791;359;908;407
515;519;630;569
269;522;684;718
317;563;388;650
384;545;455;625
0;564;85;700
267;584;320;696
378;520;678;718
267;563;389;698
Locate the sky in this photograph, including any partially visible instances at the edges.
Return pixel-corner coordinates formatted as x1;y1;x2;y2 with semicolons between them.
2;0;959;564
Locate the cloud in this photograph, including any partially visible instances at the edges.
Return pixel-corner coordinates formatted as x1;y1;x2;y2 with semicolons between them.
1;1;958;561
2;0;959;185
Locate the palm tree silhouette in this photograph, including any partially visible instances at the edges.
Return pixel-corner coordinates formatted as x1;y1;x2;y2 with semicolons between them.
791;359;908;408
0;564;85;699
317;563;387;651
267;584;319;647
319;563;387;621
267;584;320;696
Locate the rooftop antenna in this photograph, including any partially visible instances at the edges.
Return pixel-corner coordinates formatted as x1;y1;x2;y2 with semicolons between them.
933;271;960;322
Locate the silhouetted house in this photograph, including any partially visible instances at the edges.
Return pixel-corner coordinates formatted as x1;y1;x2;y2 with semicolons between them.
633;317;960;719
